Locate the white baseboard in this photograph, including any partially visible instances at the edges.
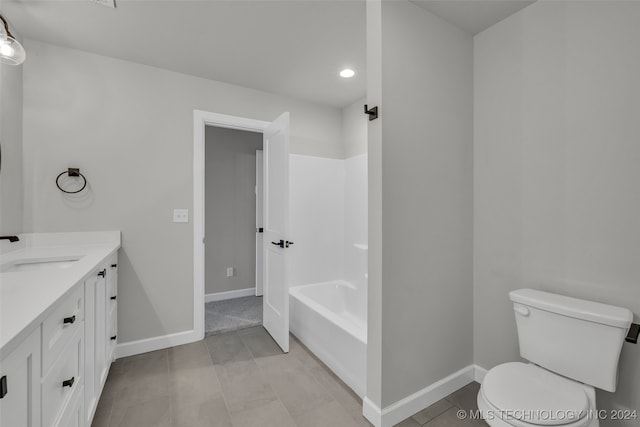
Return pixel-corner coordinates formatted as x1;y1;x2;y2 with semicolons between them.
363;364;483;427
205;287;255;303
363;397;383;427
115;329;201;359
474;364;488;383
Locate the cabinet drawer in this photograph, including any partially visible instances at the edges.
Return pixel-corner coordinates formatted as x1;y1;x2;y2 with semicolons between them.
42;285;84;373
42;328;84;427
55;385;84;427
107;303;117;363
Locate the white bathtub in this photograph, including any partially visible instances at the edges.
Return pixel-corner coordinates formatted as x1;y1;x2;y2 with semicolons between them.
289;280;367;398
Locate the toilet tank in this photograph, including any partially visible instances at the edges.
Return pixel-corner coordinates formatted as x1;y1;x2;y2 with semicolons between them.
510;289;633;392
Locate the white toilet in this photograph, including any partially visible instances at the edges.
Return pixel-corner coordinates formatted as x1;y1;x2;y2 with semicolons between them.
478;289;633;427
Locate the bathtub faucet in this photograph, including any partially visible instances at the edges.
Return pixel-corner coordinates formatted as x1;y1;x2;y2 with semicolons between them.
0;235;19;242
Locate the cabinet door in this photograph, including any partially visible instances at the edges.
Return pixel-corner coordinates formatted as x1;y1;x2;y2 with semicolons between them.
94;269;107;389
106;254;118;363
84;266;108;425
83;274;97;425
0;328;41;427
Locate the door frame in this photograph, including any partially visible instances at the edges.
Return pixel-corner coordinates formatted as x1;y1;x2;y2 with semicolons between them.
193;110;271;339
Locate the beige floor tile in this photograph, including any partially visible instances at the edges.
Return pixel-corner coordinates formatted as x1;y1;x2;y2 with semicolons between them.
120;349;169;385
214;358;278;413
445;383;481;412
289;336;323;370
91;409;112;427
293;400;368;427
205;332;253;366
171;395;232;427
306;364;366;423
394;416;422;427
237;327;283;359
228;400;296;427
109;395;171;427
169;364;222;407
263;362;335;418
169;340;213;371
112;373;170;412
424;407;488;427
411;398;454;425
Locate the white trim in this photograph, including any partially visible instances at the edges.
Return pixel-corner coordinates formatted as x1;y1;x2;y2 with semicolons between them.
114;330;199;359
474;364;488;383
363;397;383;427
193;110;270;345
362;364;476;427
205;288;256;303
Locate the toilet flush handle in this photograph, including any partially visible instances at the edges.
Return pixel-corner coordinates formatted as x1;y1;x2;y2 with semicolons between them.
514;305;530;317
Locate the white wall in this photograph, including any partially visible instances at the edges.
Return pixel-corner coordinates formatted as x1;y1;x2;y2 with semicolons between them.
289;154;345;287
368;0;474;408
344;154;368;323
344;154;368;284
474;2;640;423
343;96;369;289
343;97;368;158
204;126;263;295
22;40;343;344
0;55;23;237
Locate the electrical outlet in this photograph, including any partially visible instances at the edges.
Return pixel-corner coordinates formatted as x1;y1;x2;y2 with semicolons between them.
173;209;189;223
226;267;234;277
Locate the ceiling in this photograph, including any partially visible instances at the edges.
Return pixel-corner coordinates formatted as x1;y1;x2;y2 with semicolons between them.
2;0;367;108
2;1;535;109
411;0;535;35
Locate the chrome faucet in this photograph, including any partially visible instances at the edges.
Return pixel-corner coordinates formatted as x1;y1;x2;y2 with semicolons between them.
0;236;19;242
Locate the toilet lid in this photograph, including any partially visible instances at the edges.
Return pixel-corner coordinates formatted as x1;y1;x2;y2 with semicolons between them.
483;362;589;426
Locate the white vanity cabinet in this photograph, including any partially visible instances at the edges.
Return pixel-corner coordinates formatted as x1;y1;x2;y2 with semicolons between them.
0;234;119;427
1;284;85;427
0;328;41;427
84;252;118;426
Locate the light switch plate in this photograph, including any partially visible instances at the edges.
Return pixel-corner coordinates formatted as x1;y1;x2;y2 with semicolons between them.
173;209;189;223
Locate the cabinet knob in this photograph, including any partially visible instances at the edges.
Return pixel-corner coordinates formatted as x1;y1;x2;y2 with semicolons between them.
62;377;75;388
98;269;106;277
111;335;117;341
63;315;76;325
110;296;117;301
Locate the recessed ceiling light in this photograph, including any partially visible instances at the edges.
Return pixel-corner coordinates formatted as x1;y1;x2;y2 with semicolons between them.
339;68;356;78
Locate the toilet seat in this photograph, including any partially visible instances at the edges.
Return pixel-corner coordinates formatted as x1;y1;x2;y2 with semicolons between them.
480;362;593;427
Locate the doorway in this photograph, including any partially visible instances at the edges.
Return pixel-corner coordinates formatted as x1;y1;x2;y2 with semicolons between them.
193;110;291;352
203;126;263;335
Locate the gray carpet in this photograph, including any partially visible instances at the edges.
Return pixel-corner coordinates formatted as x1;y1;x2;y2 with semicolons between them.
205;296;263;336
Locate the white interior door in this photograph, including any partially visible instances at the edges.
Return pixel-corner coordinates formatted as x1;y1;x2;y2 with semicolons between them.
262;112;290;353
255;150;264;297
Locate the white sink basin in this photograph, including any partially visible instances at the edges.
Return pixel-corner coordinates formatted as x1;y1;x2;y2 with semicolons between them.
1;256;83;273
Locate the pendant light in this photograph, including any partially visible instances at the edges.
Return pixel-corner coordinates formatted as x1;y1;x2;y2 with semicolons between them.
0;14;26;66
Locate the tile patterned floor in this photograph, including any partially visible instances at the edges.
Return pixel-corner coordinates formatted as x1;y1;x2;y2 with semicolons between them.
92;327;371;427
205;296;263;336
394;382;488;427
92;326;485;427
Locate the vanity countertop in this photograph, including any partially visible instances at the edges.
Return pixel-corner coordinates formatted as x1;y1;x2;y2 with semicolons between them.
0;231;120;357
